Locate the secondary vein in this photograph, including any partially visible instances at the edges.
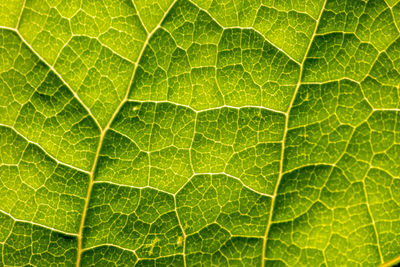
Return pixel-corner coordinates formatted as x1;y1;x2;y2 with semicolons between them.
74;1;179;266
260;1;328;265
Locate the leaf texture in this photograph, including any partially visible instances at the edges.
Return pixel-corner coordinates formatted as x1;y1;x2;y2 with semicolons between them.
1;0;400;266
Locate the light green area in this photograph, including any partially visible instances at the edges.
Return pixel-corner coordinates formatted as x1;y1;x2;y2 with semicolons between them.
15;0;147;127
81;246;137;266
83;183;183;258
302;33;379;83
18;0;147;64
253;6;316;62
54;36;135;127
0;29;100;171
0;0;24;28
285;80;372;171
96;101;196;193
129;0;300;112
318;0;399;51
192;108;284;194
1;0;400;266
0;127;89;233
0;213;77;266
176;174;271;235
134;0;175;32
267;166;382;266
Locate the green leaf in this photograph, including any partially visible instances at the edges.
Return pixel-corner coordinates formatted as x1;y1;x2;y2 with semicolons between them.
1;0;400;266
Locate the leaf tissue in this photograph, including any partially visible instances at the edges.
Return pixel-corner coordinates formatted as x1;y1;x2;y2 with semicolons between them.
1;0;400;266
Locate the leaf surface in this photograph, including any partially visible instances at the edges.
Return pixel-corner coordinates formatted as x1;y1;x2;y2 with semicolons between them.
1;0;400;266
